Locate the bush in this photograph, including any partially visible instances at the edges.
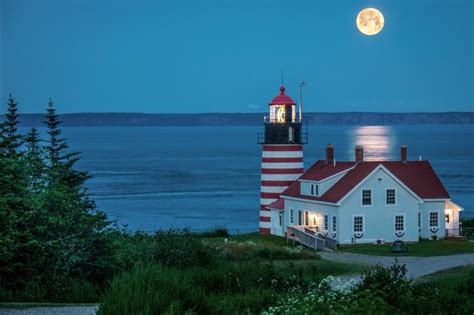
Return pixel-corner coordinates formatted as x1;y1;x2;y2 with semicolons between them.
355;262;410;308
199;228;230;238
154;230;215;267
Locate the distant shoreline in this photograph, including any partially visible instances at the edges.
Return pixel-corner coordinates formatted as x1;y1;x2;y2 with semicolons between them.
2;112;473;127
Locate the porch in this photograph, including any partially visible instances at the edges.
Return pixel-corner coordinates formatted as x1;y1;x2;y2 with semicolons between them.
444;200;463;238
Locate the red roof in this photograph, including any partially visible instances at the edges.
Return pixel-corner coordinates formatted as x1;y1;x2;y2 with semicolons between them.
269;86;296;105
282;160;450;204
267;198;284;210
299;160;355;181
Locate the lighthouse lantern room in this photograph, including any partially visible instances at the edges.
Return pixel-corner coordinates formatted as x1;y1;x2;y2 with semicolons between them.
258;86;308;235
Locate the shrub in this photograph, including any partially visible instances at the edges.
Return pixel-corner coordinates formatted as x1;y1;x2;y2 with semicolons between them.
355;262;411;308
199;228;230;238
154;229;215;267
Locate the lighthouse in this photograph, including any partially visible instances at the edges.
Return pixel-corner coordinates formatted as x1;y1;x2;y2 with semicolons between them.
258;85;308;234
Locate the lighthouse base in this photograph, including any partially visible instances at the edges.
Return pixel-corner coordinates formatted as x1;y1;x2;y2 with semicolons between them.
259;144;304;235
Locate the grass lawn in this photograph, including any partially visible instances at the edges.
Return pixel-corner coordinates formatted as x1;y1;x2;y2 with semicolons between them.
418;264;474;287
339;239;474;256
205;232;365;277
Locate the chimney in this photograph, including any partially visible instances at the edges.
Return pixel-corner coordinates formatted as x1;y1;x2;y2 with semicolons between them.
325;144;334;164
355;145;364;163
401;145;407;163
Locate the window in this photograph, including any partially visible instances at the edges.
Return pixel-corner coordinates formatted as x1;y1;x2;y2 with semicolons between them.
305;211;309;225
395;215;404;232
386;189;396;205
298;210;302;225
313;217;317;226
290;209;294;224
324;214;328;230
445;214;450;223
362;190;372;205
418;213;421;228
354;216;363;232
279;214;283;226
332;216;337;232
429;212;438;227
310;184;319;196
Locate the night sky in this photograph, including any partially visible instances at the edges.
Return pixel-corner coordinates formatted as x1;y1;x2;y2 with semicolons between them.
1;0;473;113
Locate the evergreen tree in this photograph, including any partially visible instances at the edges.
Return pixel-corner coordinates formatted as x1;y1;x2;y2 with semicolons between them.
41;99;113;287
1;94;24;158
44;98;68;167
0;96;34;292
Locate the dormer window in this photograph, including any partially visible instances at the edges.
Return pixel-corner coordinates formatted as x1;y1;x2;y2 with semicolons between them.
310;183;319;196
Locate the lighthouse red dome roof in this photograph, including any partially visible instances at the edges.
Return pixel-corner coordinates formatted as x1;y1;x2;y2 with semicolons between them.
269;86;296;105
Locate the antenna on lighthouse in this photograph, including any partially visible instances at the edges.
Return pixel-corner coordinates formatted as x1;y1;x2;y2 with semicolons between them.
299;80;305;122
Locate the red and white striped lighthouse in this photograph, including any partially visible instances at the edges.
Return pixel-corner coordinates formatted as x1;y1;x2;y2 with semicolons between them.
257;86;308;234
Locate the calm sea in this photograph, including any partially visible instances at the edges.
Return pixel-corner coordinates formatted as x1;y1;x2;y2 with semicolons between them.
52;125;473;232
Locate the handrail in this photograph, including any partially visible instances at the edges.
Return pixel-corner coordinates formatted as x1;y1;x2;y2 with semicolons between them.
288;226;338;251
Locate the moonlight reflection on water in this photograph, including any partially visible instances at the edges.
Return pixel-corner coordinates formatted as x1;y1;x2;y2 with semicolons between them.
353;126;395;161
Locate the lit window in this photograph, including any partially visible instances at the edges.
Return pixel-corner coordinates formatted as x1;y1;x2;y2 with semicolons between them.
332;216;337;232
354;216;363;232
429;212;438;227
386;189;396;205
324;214;328;230
290;209;294;224
395;215;404;232
362;190;372;205
445;214;450;223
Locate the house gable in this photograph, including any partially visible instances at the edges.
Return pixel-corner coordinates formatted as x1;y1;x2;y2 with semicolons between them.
338;164;423;205
337;167;422;243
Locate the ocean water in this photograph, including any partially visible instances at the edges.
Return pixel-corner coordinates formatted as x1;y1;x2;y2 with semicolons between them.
53;125;474;232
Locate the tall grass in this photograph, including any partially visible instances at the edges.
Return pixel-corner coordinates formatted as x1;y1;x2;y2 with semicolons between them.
98;261;311;315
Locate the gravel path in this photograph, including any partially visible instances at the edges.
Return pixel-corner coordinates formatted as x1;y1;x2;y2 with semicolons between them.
0;305;98;315
319;251;474;279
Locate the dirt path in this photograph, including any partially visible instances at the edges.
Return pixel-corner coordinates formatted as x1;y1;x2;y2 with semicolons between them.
0;305;98;315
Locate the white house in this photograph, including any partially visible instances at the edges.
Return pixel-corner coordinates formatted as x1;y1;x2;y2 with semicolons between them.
266;144;463;245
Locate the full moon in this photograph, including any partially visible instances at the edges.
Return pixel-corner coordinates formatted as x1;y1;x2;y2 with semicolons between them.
356;8;384;36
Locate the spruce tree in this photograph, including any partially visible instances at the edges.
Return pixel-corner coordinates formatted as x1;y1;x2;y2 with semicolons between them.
2;94;23;158
42;99;112;285
0;96;33;291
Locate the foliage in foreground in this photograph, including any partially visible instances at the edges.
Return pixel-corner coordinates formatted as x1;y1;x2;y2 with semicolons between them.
0;96;115;302
263;263;474;315
98;262;310;315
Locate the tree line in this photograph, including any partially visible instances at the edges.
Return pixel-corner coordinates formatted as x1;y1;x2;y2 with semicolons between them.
0;95;114;301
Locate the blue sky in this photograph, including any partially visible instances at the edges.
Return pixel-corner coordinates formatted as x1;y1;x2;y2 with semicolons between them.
1;0;473;113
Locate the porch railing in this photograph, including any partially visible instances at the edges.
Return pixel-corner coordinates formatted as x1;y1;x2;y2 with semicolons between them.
287;226;337;251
